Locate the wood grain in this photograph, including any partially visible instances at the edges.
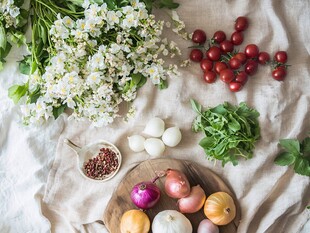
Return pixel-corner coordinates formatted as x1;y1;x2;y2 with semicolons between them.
103;158;241;233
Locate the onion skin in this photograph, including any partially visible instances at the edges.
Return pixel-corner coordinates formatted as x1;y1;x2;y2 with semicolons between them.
197;219;219;233
164;169;190;199
178;185;206;213
204;191;236;225
130;181;161;210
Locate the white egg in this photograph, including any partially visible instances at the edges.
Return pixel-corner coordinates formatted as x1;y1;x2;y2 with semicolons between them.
143;117;165;137
162;126;182;147
128;135;145;152
144;138;165;157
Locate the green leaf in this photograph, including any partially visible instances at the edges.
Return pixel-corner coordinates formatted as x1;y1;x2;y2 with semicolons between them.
19;56;31;75
159;0;179;9
29;86;41;103
8;84;28;104
0;42;12;59
294;157;310;176
274;152;296;166
301;137;310;154
141;0;153;12
104;0;117;9
190;99;202;114
199;137;215;149
228;114;241;132
10;31;26;47
0;24;7;51
16;9;29;28
53;104;67;119
157;79;168;89
307;206;310;209
279;139;301;155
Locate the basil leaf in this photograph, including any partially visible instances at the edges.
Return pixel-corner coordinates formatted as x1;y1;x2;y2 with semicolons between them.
301;137;310;155
190;99;202;114
294;157;310;176
199;137;215;149
279;139;300;156
274;152;296;166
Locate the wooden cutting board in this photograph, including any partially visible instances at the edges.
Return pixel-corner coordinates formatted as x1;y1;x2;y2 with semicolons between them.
103;158;241;233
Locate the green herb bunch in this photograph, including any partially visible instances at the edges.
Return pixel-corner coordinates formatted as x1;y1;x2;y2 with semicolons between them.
274;136;310;176
191;99;261;166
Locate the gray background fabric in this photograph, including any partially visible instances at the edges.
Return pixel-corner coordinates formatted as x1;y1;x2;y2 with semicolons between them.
0;0;309;232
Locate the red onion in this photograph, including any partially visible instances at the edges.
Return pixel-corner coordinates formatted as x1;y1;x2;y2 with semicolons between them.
130;178;161;210
178;185;206;213
164;169;190;199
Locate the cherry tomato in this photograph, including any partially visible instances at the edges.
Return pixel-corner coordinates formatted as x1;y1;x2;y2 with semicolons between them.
231;31;244;45
206;46;221;61
200;58;213;71
245;44;259;58
203;71;217;83
220;40;234;53
274;51;288;63
213;30;226;43
229;82;243;92
234;52;247;64
214;61;228;74
235;71;248;85
190;49;203;62
192;29;207;44
235;16;249;31
272;66;287;81
229;57;242;70
244;60;258;75
258;52;270;65
220;69;235;83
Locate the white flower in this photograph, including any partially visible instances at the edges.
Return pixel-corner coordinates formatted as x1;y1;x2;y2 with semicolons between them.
122;13;138;28
82;0;90;9
63;16;74;28
9;6;20;17
107;10;121;26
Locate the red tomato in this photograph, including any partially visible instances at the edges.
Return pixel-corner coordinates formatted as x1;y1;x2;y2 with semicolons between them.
234;52;247;64
214;61;228;74
213;30;226;43
235;71;248;85
272;66;287;81
231;31;244;45
258;52;270;65
245;44;259;58
192;29;207;44
244;60;258;75
190;49;203;62
220;69;235;83
235;16;249;31
274;51;288;63
229;57;242;70
206;46;222;61
203;71;217;83
200;58;213;71
229;82;243;92
220;40;234;53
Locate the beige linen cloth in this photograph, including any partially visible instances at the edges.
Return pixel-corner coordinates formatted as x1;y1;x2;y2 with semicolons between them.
42;0;310;232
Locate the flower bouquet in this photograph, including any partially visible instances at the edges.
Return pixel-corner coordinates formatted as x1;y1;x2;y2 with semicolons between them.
3;0;185;127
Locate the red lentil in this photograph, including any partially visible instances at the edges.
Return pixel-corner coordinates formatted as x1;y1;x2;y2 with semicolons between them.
83;147;119;180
